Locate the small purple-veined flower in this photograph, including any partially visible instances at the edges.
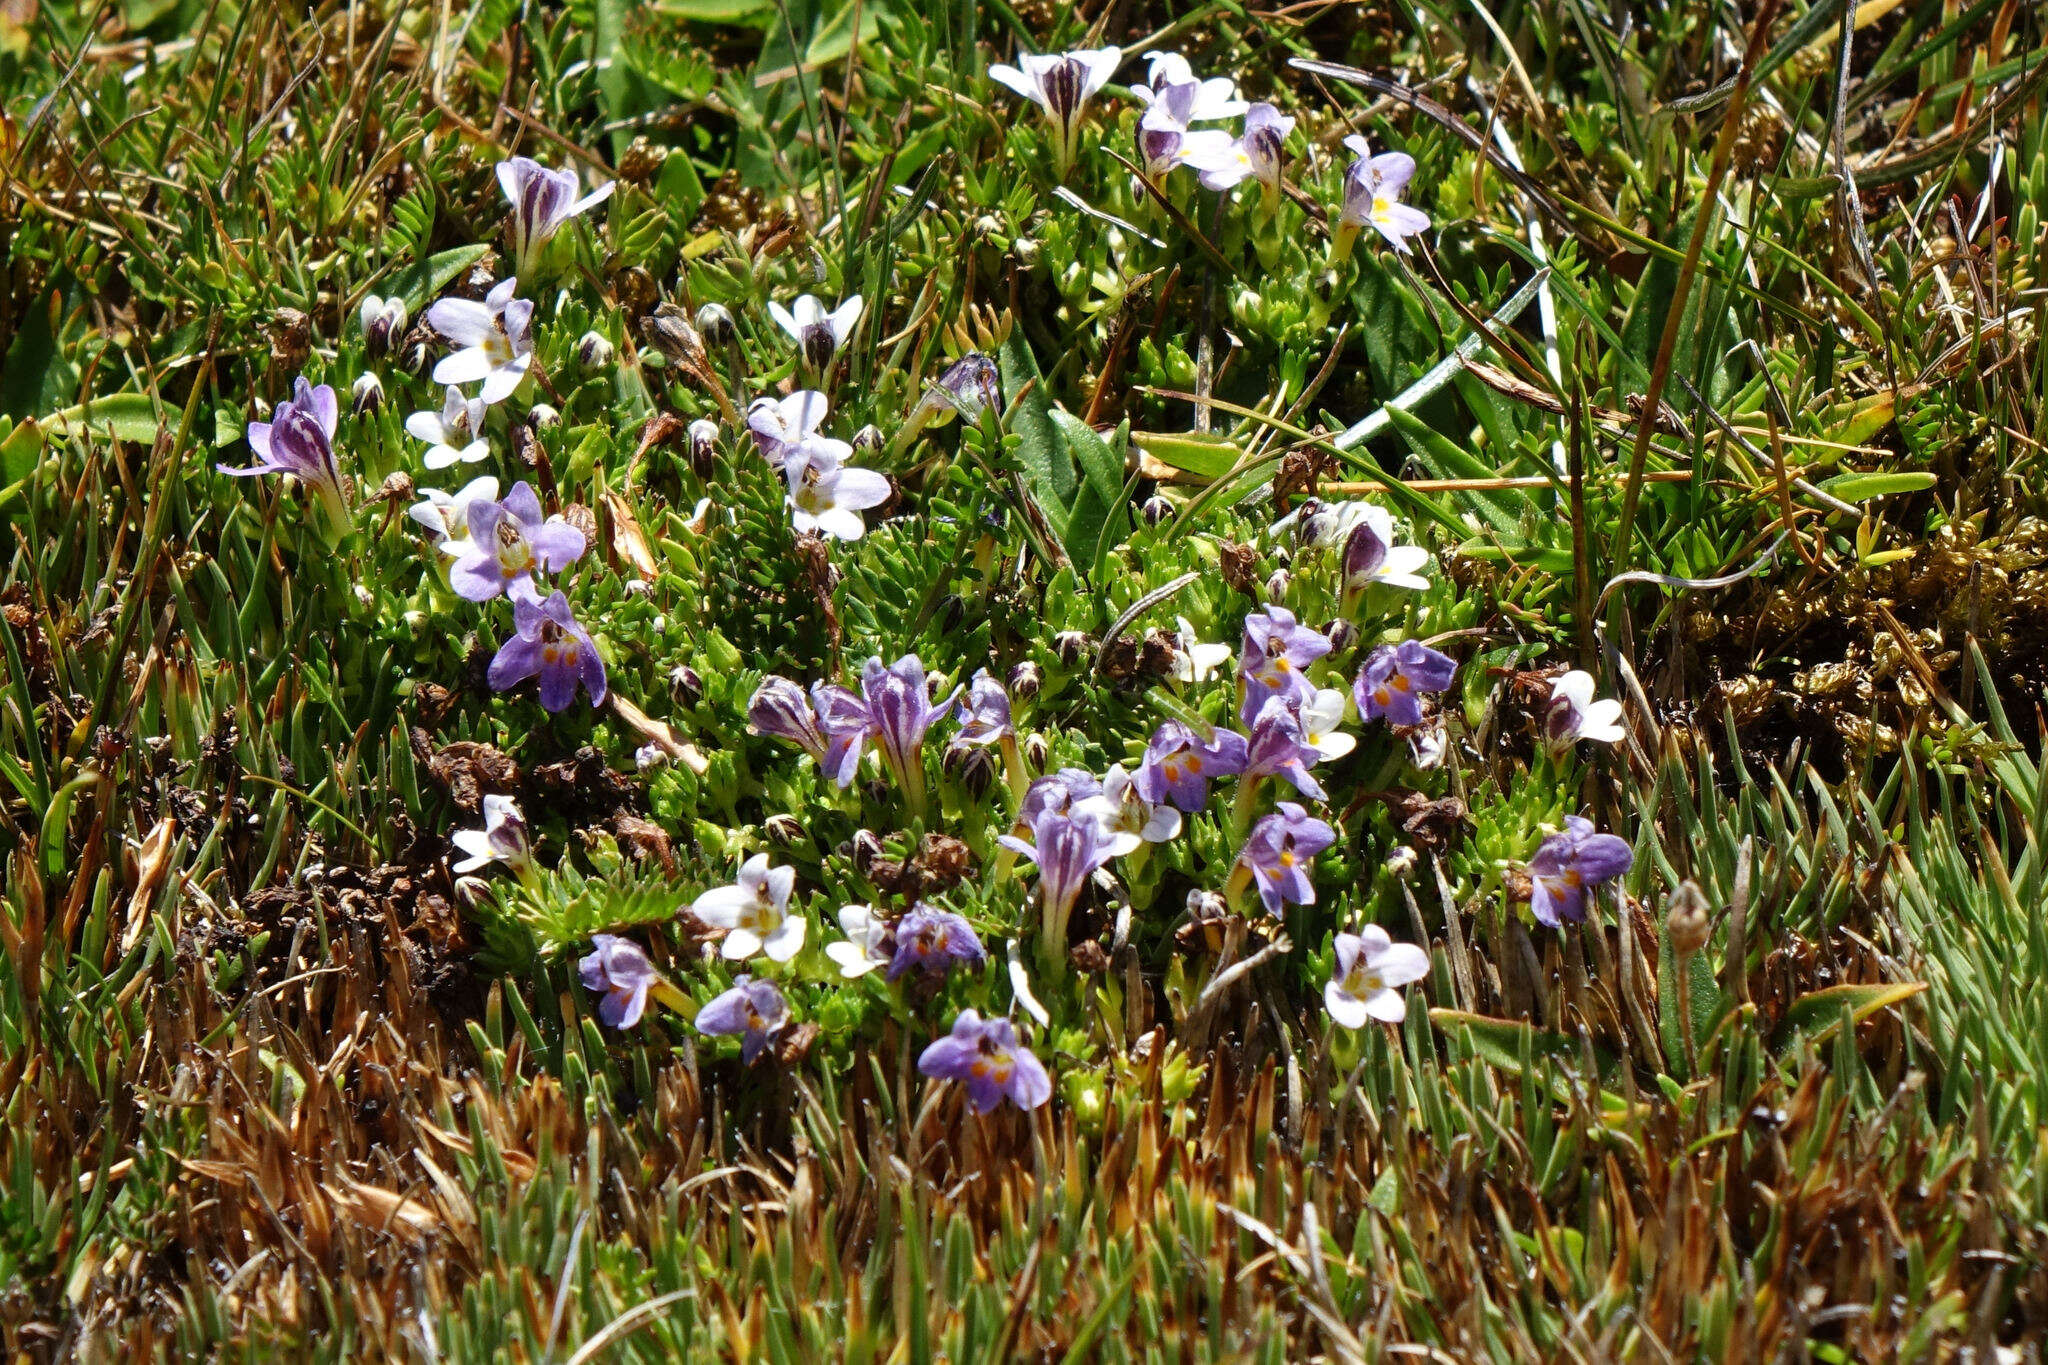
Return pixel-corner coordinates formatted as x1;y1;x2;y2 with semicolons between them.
748;676;830;764
360;294;407;358
407;386;490;469
1544;670;1626;748
1241;604;1331;710
1243;695;1328;800
888;904;987;982
1324;926;1431;1026
447;481;586;601
694;974;789;1063
917;1009;1053;1113
769;294;864;371
1179;102;1295;194
497;156;614;279
1340;504;1432;594
826;904;891;978
488;587;607;712
788;444;891;541
1134;721;1248;811
409;474;501;551
912;353;1001;428
812;682;872;788
1000;808;1111;949
860;655;958;790
579;934;660;1029
425;278;534;404
1336;135;1431;256
950;669;1012;749
1137;108;1237;181
1172;616;1233;683
451;793;531;873
1354;640;1458;728
692;853;805;962
221;376;349;530
1074;762;1182;856
988;47;1123;174
1528;816;1634;927
1239;801;1335;913
1021;768;1104;825
1130;51;1247;124
747;391;833;471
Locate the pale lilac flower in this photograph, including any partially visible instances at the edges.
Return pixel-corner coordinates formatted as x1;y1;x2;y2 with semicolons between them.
451;793;530;873
425;278;534;404
359;294;408;358
860;655;958;789
1239;801;1335;913
1130;51;1247;124
1544;670;1626;748
748;676;830;763
1000;808;1111;945
1074;762;1181;857
1172;616;1232;683
1021;768;1103;824
1341;504;1431;593
1240;604;1331;711
497;156;614;278
826;904;891;978
406;386;490;469
769;294;864;371
1528;816;1634;927
1324;926;1431;1026
694;975;788;1063
447;482;586;601
1134;721;1248;811
1137;108;1237;181
747;391;833;471
917;1009;1052;1113
988;47;1123;172
812;682;872;788
1243;695;1327;800
788;444;891;541
1409;722;1448;770
488;587;607;712
888;905;987;982
691;853;805;962
1179;102;1294;193
1337;135;1432;255
220;376;348;528
1354;640;1458;728
950;669;1012;749
913;353;1001;427
579;934;659;1029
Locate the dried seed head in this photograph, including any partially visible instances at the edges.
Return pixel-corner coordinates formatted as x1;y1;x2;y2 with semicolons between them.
379;469;414;503
641;303;700;365
1219;541;1261;595
561;502;598;545
269;308;311;369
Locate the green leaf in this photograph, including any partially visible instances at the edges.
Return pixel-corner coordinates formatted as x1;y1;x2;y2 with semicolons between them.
383;244;491;314
1428;1009;1637;1122
1384;404;1526;535
0;417;43;485
44;393;164;446
1774;981;1926;1045
1133;430;1239;480
998;328;1071;536
1655;928;1722;1080
1818;471;1937;503
655;0;773;17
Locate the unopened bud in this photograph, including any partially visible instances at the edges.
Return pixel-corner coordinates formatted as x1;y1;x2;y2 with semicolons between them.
1264;569;1290;602
850;829;885;875
1053;631;1093;666
694;302;735;348
1666;880;1713;957
1324;618;1356;653
577;330;614;368
1021;732;1048;770
1384;845;1419;878
1141;495;1174;526
527;403;561;430
687;419;719;479
764;813;804;846
851;424;885;455
350;371;384;416
1008;660;1042;699
359;294;407;359
669;664;703;704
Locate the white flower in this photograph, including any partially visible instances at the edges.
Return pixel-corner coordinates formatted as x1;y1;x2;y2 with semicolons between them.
691;853;806;962
825;905;890;978
424;277;534;405
1544;670;1626;748
1131;51;1247;123
787;443;891;541
450;794;530;874
746;390;833;471
1074;763;1182;857
1172;615;1232;683
1324;926;1430;1027
497;156;614;278
989;47;1123;171
406;385;490;469
1340;503;1432;592
408;474;501;550
768;295;863;370
1297;687;1356;762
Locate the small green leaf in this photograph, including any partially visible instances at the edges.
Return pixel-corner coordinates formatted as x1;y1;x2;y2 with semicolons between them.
1818;471;1937;503
383;244;491;314
1775;981;1927;1045
1133;430;1239;480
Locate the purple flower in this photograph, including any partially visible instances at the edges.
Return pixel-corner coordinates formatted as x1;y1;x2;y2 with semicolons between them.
788;444;891;541
579;934;659;1029
1325;926;1431;1027
221;376;348;528
1000;808;1111;946
498;156;614;279
748;676;830;762
694;975;789;1063
812;682;872;788
1134;721;1248;811
1240;604;1330;713
860;655;958;790
1528;816;1634;927
1354;640;1458;728
888;905;987;982
1137;108;1235;181
1130;51;1246;124
1020;768;1102;824
913;354;1001;427
425;278;534;405
1243;695;1327;800
917;1009;1053;1113
988;47;1123;174
1239;801;1335;914
1340;505;1431;593
488;587;607;712
1176;102;1295;193
950;669;1012;749
1543;670;1626;748
451;794;530;874
1337;136;1431;255
448;481;586;601
747;391;833;472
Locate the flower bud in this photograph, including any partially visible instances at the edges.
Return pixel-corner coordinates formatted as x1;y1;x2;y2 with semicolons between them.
849;828;884;875
1141;495;1174;526
528;403;561;430
360;294;407;359
350;371;385;416
945;742;998;800
1021;732;1048;770
1384;845;1419;878
1185;888;1227;921
1666;880;1713;957
1012;237;1042;267
635;742;667;771
1324;618;1356;653
687;419;719;479
669;663;703;704
577;330;614;369
851;424;885;455
694;302;735;348
764;813;804;846
1054;630;1093;666
800;324;837;373
1264;568;1290;602
1007;660;1042;699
